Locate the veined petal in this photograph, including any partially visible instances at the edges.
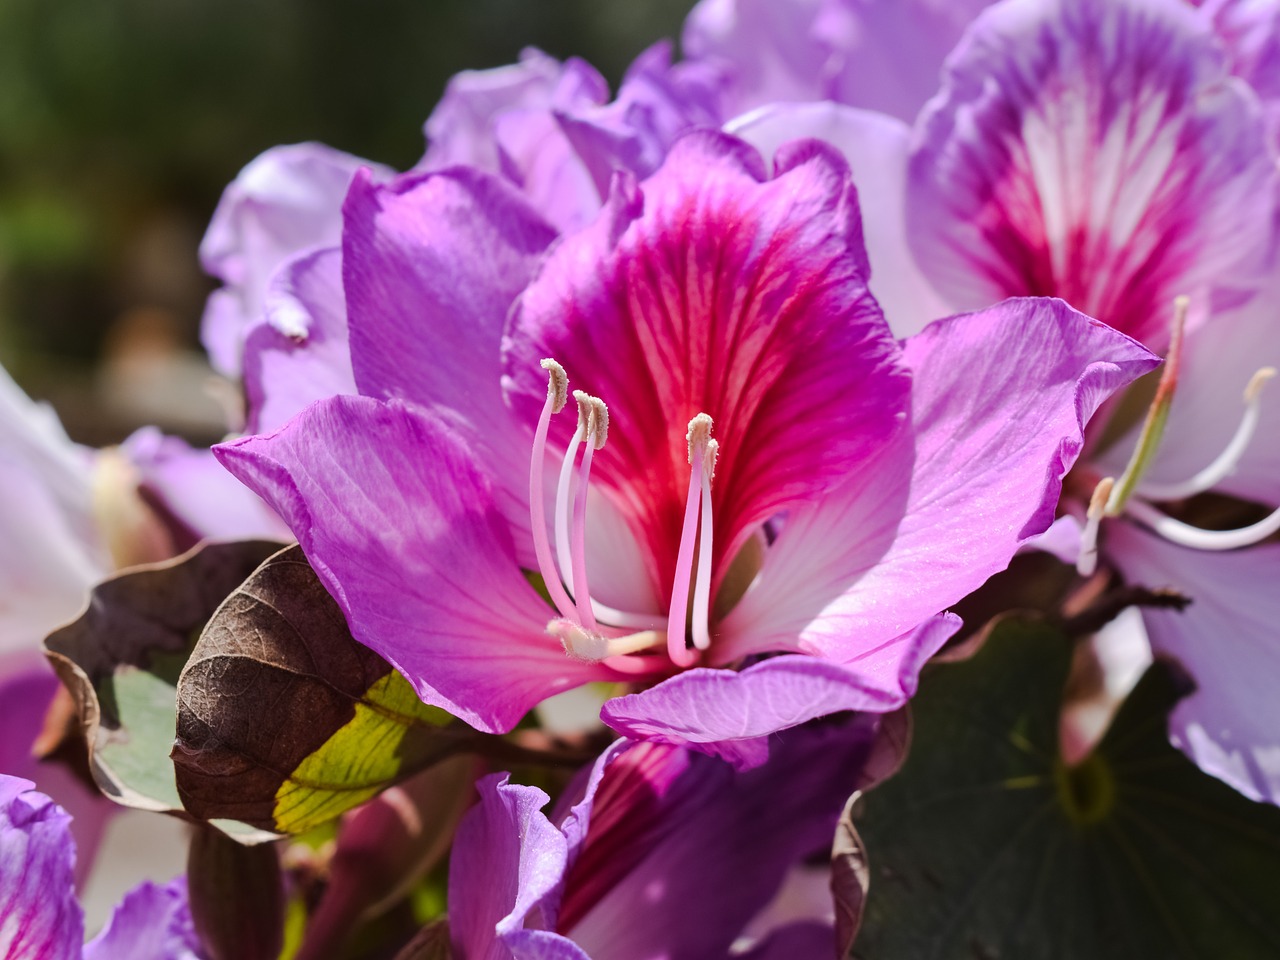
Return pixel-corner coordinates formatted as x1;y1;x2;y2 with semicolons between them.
342;167;558;560
215;395;614;733
199;142;391;375
83;877;200;960
0;776;83;960
1107;521;1280;804
909;0;1277;349
505;131;909;596
601;618;955;767
242;246;356;436
727;102;951;337
723;298;1158;662
1198;0;1280;108
448;775;571;960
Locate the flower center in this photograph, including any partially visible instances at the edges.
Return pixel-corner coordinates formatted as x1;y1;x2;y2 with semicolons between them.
528;359;720;670
1077;299;1280;574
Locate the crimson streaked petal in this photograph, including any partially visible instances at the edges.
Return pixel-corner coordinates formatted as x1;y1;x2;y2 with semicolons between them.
505;131;909;599
215;396;614;733
909;0;1277;349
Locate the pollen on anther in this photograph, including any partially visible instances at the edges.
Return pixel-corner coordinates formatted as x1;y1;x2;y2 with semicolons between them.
687;413;714;463
541;359;568;413
1246;367;1276;404
573;390;609;449
704;438;720;479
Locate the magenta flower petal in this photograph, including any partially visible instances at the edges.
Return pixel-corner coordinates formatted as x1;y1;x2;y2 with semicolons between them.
0;775;83;960
724;298;1159;662
447;775;573;960
726;101;951;337
908;0;1276;349
199;143;392;375
241;246;356;436
1108;521;1280;803
601;616;957;768
342;167;558;554
505;130;909;594
215;395;614;733
0;657;112;888
83;877;199;960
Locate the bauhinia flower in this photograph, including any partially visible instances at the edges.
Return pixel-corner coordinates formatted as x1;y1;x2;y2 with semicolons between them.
0;775;201;960
215;128;1156;754
446;719;874;960
713;0;1280;798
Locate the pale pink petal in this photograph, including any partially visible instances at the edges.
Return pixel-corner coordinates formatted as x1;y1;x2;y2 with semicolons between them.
1108;521;1280;804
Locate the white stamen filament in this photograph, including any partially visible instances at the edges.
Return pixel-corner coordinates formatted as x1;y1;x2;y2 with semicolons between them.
529;359;578;620
1137;367;1276;501
1123;497;1280;551
667;415;716;666
569;392;608;631
1076;476;1115;577
691;439;719;651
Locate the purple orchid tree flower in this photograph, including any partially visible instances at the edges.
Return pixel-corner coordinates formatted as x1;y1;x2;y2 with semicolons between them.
722;0;1280;800
0;775;201;960
214;126;1156;758
446;719;873;960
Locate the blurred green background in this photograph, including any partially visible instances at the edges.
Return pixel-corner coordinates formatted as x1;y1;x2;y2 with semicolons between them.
0;0;692;444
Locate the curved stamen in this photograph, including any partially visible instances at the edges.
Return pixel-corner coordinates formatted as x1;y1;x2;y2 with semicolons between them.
1077;476;1115;577
1123;497;1280;551
667;415;714;667
691;438;719;651
529;359;577;619
555;420;586;598
570;392;608;631
1137;367;1276;502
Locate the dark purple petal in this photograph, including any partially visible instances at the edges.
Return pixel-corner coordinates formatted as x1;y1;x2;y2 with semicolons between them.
84;876;200;960
0;775;83;960
908;0;1277;351
549;722;871;960
505;130;908;600
0;657;113;888
215;395;616;733
600;620;954;766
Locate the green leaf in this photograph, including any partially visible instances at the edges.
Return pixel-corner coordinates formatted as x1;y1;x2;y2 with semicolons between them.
854;618;1280;959
43;539;284;825
173;545;483;834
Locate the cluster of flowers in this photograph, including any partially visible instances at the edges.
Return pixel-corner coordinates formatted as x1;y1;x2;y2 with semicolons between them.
5;0;1280;955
